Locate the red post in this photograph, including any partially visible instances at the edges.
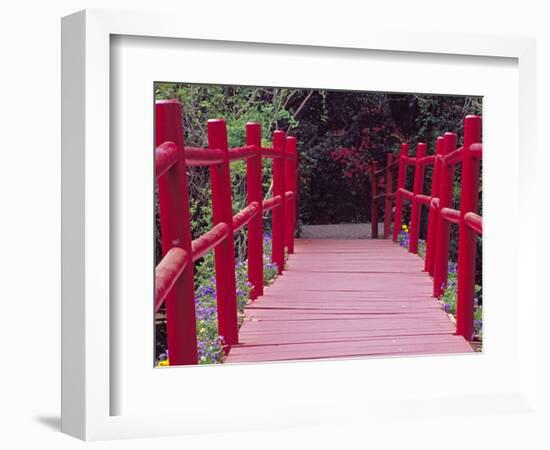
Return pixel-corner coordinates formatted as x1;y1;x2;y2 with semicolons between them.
392;143;409;242
370;161;379;239
155;100;198;365
408;143;427;253
246;123;264;299
384;154;394;239
208;119;239;347
272;130;286;274
456;116;482;340
432;133;457;297
425;137;445;274
284;136;297;254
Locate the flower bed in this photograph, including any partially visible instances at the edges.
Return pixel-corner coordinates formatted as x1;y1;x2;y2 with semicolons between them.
156;233;281;366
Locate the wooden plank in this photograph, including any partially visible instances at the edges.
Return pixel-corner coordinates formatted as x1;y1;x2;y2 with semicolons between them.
225;239;473;364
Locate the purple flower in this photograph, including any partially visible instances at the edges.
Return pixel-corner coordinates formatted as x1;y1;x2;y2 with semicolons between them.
448;262;458;274
443;303;451;313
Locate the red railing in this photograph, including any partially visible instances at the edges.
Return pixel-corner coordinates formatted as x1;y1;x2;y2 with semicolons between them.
154;99;297;365
370;115;482;340
369;153;399;238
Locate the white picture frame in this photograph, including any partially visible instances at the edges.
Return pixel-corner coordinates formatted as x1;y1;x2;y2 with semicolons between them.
61;9;538;441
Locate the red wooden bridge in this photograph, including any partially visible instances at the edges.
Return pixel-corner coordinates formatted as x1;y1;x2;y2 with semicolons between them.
155;100;482;366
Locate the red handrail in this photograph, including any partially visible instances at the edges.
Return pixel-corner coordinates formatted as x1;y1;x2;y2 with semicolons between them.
155;247;189;314
398;187;414;200
464;212;482;235
417;154;436;166
443;146;464;166
228;145;259;161
191;222;231;262
155;142;180;177
375;115;482;341
184;147;226;166
262;195;283;212
232;201;261;233
154;99;298;365
440;207;460;224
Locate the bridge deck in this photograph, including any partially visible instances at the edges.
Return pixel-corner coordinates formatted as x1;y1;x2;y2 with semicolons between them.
225;239;473;363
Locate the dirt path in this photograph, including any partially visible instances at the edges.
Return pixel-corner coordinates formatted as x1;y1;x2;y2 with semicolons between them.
299;222;389;239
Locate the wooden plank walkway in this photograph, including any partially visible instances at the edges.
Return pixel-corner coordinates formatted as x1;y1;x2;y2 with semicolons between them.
225;239;473;363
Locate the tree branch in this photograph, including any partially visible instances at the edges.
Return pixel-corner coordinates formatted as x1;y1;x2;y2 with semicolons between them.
286;90;315;132
235;88;260;118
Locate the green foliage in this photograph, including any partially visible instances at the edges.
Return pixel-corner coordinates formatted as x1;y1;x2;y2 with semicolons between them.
155;83;307;259
440;271;483;343
155;83;302;147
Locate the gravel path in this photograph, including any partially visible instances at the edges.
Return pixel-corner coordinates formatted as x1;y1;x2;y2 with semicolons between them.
299;222;390;239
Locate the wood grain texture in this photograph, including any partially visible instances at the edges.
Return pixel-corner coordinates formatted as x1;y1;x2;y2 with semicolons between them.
225;239;473;364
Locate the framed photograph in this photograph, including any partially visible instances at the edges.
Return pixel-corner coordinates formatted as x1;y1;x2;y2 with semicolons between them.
61;9;537;441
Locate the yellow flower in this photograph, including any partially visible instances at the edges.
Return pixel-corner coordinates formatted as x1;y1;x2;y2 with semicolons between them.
157;359;169;367
402;224;407;230
199;328;206;334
